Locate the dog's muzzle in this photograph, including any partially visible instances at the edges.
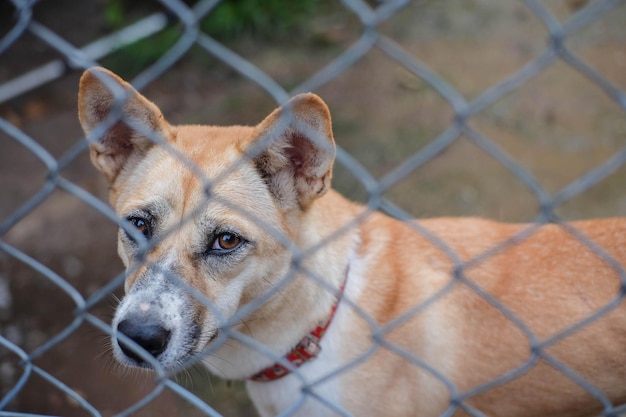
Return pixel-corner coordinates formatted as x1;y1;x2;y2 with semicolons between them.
111;271;199;370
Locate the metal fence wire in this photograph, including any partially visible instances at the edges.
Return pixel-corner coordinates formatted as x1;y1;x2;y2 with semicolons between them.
2;0;626;416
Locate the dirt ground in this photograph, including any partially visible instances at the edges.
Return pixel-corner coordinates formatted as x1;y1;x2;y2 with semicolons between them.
1;0;626;416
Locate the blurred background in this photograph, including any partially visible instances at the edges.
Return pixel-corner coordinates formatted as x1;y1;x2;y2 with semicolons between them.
1;0;626;415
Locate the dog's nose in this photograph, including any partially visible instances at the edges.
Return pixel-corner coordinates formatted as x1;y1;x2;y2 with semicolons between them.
117;319;171;364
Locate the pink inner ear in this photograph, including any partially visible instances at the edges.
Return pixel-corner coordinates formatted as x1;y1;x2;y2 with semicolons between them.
107;122;135;151
92;99;111;125
285;135;314;174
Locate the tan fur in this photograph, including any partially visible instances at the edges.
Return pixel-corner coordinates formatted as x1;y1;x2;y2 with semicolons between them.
79;67;626;417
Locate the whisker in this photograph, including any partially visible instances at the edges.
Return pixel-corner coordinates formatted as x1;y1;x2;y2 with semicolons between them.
110;292;122;305
173;363;194;391
201;356;228;380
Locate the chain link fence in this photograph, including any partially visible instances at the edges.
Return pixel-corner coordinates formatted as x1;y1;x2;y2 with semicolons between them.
2;0;626;416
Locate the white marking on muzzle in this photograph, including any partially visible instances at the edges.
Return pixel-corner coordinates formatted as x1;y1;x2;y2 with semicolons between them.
112;256;199;371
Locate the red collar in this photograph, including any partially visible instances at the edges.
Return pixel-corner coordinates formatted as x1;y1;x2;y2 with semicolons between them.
249;277;347;382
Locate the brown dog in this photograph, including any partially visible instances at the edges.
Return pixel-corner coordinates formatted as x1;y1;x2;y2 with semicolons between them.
78;66;626;417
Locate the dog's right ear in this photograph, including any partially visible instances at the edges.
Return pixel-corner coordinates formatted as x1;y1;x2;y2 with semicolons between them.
248;93;336;212
78;67;170;183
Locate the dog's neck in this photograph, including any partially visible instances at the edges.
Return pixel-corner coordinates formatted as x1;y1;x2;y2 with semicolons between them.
249;266;349;382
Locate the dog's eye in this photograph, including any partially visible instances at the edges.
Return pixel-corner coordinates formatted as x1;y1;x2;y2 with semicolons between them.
127;216;152;240
210;233;242;253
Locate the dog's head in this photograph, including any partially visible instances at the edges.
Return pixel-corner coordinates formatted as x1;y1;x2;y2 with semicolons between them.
78;67;335;374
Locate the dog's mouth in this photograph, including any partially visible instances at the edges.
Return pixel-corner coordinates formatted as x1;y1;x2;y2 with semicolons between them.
206;329;219;344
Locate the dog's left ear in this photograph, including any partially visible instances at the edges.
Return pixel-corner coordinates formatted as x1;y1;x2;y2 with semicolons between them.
249;93;336;211
78;67;171;184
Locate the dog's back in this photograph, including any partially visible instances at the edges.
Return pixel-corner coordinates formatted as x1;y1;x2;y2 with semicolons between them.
330;214;626;416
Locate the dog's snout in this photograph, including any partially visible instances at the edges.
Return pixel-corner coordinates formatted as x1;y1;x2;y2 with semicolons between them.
117;318;171;364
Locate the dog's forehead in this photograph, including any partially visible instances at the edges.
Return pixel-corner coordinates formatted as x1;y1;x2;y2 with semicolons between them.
172;124;252;170
115;124;272;217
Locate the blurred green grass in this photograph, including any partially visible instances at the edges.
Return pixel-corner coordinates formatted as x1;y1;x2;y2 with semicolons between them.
102;0;328;76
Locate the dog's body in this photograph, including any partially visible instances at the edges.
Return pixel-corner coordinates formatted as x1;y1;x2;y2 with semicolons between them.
79;67;626;417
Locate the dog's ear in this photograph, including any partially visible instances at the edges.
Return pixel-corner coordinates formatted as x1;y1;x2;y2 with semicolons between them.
249;93;336;211
78;67;171;183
